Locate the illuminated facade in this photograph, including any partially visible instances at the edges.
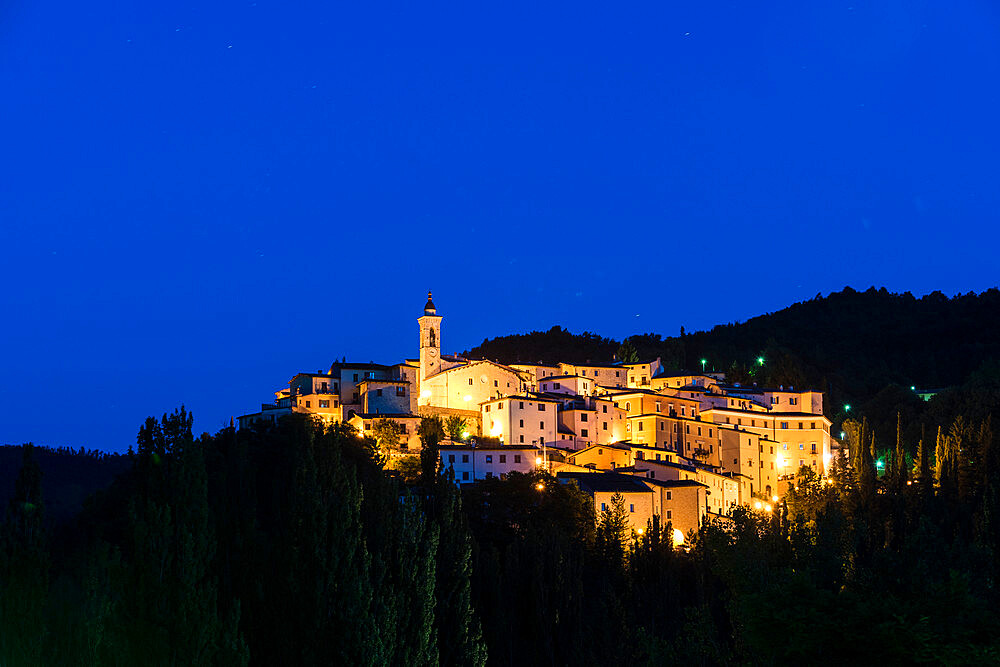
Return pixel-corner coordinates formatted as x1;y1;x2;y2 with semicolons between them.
238;292;835;531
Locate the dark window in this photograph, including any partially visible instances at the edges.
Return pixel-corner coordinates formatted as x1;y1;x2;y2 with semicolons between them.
462;471;469;480
514;455;521;463
500;455;506;463
376;389;382;397
448;455;455;463
462;454;469;463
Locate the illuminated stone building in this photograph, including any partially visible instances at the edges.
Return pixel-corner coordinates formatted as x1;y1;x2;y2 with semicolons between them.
238;291;836;534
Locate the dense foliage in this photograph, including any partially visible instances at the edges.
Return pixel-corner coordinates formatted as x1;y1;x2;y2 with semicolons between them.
464;325;619;366
0;412;485;666
465;287;1000;418
3;405;999;664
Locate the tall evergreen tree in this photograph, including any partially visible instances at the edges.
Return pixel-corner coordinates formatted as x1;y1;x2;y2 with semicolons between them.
0;444;50;665
419;416;445;486
427;473;486;667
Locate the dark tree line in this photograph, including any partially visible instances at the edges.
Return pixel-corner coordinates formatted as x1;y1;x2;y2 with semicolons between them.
3;402;1000;664
0;411;485;666
464;287;1000;424
463;325;619;366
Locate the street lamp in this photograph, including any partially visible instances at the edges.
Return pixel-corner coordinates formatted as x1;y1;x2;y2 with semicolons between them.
535;482;544;491
700;358;707;372
844;404;851;412
757;356;765;366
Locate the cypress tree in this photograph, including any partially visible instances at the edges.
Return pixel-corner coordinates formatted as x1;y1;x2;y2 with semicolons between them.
428;473;486;667
123;409;248;666
419;416;445;487
894;412;908;488
934;424;947;490
858;418;876;498
0;444;50;665
595;492;631;566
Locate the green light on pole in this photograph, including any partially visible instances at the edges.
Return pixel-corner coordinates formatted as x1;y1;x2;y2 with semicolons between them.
757;356;765;366
844;404;851;412
910;386;916;391
876;459;885;471
700;358;707;372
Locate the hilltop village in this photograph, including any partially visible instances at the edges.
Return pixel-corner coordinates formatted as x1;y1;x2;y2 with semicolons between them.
240;293;836;540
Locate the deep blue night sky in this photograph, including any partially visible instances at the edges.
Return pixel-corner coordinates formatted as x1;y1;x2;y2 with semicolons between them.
2;2;998;452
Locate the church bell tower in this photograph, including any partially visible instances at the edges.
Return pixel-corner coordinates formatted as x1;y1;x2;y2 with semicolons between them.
418;291;442;383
